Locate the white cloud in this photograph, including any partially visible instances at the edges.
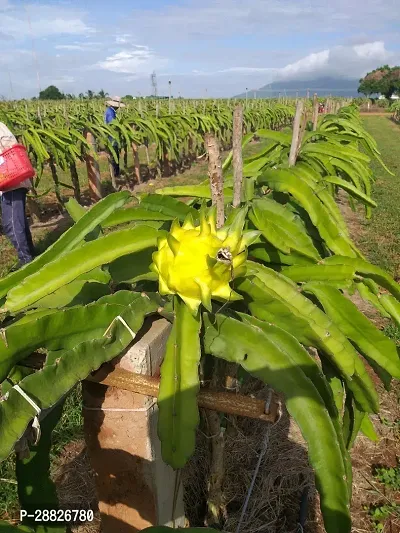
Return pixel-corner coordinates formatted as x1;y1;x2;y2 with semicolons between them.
56;44;85;51
274;41;393;81
207;41;394;83
123;0;400;42
116;34;132;44
0;2;94;39
96;46;168;76
55;42;101;52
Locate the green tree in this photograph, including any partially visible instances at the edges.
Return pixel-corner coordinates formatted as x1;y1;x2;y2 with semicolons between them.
86;90;95;99
123;94;134;100
38;85;65;100
358;66;400;99
97;89;109;98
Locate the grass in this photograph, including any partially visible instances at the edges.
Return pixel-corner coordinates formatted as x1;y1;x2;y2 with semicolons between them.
352;115;400;533
357;116;400;277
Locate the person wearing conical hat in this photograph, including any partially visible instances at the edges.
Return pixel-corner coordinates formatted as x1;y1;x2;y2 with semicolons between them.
104;96;126;179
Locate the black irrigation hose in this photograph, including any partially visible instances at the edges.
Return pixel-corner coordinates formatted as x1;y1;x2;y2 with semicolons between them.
297;486;309;532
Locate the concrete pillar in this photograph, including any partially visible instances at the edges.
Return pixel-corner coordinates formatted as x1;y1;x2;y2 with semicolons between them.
83;317;185;532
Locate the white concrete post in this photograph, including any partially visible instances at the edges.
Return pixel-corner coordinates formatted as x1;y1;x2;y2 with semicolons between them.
83;317;185;532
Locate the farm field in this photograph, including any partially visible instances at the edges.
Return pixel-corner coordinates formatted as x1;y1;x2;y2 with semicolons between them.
2;102;400;533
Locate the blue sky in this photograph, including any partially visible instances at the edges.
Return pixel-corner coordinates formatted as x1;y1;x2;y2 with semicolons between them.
1;0;400;99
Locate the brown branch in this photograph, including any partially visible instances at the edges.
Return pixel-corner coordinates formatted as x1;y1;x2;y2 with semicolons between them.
204;132;224;228
84;129;102;201
21;354;278;422
312;93;319;131
288;100;304;167
232;105;244;208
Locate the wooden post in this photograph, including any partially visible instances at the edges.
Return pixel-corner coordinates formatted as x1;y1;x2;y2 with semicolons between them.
84;130;102;201
204;133;224;228
325;98;331;114
132;142;141;185
312;93;319;131
288;101;303;167
109;160;117;191
232;105;243;208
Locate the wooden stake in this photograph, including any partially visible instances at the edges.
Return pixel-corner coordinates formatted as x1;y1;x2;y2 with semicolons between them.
204;133;224;228
132;142;141;184
288;100;304;167
109;160;117;190
232;105;243;207
84;129;102;201
312;93;319;131
22;353;277;422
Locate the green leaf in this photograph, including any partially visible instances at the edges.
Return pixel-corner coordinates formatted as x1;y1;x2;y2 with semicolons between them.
139;194;199;221
299;141;370;163
222;132;254;171
0;192;131;299
282;264;355;289
257;169;357;257
0;293;146;381
5;225;160;312
248;242;316;266
203;312;351;533
342;393;364;450
109;249;157;284
102;207;174;227
153;185;233;202
236;262;379;413
303;283;399;385
379;293;400;328
323;256;400;301
17;401;66;532
0;294;160;461
360;414;379;442
158;296;201;469
249;198;320;260
323;176;377;207
32;280;111;309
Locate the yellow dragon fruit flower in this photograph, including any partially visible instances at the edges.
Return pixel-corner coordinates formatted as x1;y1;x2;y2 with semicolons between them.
151;207;259;314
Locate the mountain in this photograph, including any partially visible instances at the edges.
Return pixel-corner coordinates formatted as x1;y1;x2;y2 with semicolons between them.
235;77;360;98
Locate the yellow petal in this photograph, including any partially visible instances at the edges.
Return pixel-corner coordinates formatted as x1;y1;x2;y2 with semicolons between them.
179;294;202;315
195;278;212;311
182;213;195;230
159;275;173;295
167;234;181;256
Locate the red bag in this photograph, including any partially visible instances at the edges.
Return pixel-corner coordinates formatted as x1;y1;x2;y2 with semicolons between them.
0;144;35;191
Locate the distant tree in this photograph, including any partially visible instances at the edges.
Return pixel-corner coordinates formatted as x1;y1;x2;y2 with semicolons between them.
39;85;65;100
78;93;85;99
65;93;76;100
123;94;134;100
86;90;95;99
358;65;400;99
97;89;109;98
